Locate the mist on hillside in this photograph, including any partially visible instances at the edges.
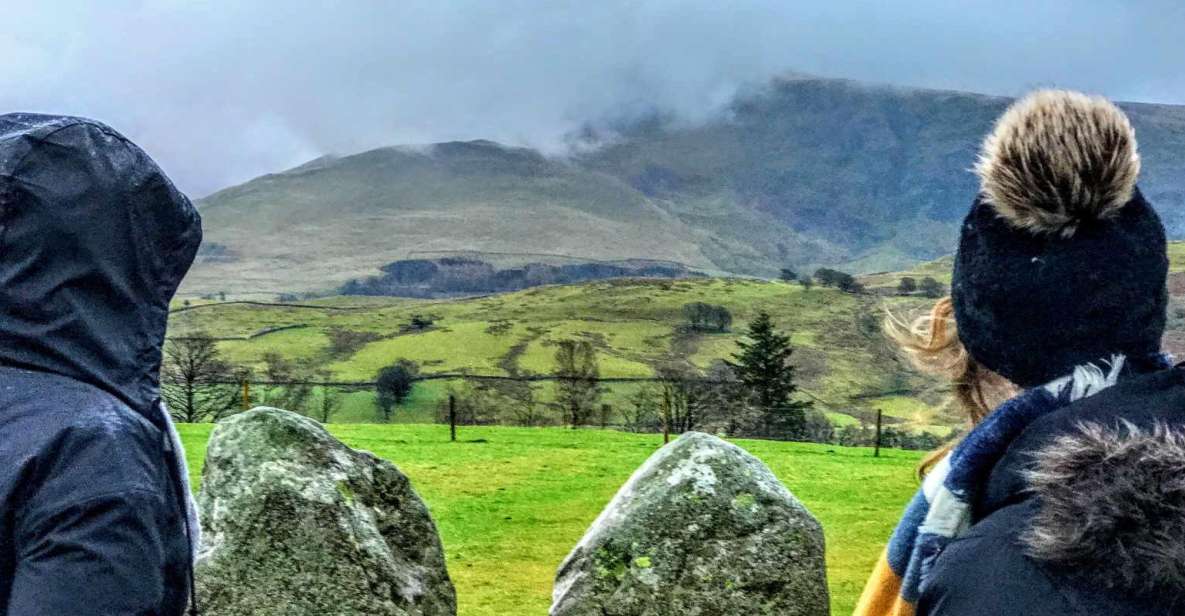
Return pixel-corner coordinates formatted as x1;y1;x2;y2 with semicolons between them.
4;1;1185;195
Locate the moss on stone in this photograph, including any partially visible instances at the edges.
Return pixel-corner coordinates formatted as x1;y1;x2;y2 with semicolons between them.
551;432;829;616
195;407;456;616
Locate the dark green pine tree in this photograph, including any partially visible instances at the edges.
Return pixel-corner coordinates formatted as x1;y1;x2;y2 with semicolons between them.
730;311;811;440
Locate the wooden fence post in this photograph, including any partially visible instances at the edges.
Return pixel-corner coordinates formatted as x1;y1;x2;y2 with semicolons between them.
242;380;251;411
660;384;672;445
874;408;883;457
662;405;670;445
449;394;457;442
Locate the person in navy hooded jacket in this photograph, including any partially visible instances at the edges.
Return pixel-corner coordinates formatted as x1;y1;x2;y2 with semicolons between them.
0;114;201;615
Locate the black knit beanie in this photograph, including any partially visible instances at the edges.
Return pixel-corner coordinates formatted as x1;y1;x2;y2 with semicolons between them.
951;90;1168;388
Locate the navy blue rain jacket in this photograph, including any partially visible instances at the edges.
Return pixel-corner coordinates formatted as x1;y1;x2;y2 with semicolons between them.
0;114;201;615
919;366;1185;615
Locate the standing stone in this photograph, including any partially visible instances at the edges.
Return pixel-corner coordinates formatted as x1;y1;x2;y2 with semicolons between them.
195;407;456;616
551;432;828;616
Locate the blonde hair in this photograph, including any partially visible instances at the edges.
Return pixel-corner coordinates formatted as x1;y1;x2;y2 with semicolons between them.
884;297;1019;478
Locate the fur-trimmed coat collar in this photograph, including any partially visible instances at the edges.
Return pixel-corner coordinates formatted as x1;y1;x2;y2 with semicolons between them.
1022;421;1185;592
981;364;1185;594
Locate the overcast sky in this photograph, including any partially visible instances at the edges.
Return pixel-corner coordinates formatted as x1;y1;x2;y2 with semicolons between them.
4;1;1184;196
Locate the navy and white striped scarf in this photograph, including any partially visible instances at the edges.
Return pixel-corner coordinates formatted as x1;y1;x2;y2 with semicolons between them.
883;353;1172;605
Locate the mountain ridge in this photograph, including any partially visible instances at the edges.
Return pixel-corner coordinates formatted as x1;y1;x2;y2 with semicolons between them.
181;76;1185;297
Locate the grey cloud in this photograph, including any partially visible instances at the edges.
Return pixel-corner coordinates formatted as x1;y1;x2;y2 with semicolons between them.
2;0;1183;196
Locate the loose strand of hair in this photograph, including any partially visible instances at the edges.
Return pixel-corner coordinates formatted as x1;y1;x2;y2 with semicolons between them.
884;297;1015;479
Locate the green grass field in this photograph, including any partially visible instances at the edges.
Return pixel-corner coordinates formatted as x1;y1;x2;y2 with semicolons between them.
165;248;1185;613
169;277;954;433
178;423;919;616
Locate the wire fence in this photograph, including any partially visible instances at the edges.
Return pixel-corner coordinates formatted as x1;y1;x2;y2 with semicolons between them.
206;374;733;386
168;372;946;452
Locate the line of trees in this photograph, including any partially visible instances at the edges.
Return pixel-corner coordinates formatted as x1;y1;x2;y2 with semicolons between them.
897;276;945;298
160;316;944;448
812;268;864;293
162;335;348;423
438;311;815;441
783;266;948;298
161;316;810;436
340;257;697;298
779;267;863;293
681;302;733;332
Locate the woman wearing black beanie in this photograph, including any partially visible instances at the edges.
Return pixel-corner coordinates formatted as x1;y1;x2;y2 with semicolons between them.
854;90;1185;616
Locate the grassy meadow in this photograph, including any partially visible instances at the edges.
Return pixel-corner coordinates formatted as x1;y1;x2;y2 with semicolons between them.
178;423;919;616
169;277;958;434
171;257;1185;613
168;255;1185;613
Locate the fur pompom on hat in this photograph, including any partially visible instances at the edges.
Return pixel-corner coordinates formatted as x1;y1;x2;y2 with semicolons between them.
952;90;1168;388
975;90;1140;238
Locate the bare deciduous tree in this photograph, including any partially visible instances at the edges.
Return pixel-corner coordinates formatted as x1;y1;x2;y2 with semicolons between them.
655;363;713;435
702;360;756;436
621;387;659;432
161;334;241;423
261;352;316;413
438;381;500;425
312;370;343;423
553;339;601;428
493;378;547;426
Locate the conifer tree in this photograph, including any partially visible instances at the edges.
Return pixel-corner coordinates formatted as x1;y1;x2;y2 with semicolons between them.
730;311;811;439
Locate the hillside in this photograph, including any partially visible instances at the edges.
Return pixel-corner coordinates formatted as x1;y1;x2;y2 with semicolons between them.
182;76;1185;296
584;80;1185;272
183;141;724;296
170;243;1185;434
178;423;923;616
169;277;952;433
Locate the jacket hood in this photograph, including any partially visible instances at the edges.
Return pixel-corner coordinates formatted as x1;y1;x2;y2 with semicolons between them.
982;367;1185;594
0;113;201;418
1021;420;1185;592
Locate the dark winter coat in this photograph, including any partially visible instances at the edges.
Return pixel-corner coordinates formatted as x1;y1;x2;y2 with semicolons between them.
919;366;1185;615
0;114;201;615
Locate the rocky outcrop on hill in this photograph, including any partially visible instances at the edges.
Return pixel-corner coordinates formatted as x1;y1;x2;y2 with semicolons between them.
194;407;456;616
550;431;829;616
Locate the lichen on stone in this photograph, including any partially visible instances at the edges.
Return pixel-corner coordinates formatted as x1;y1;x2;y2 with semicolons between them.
551;432;829;616
195;407;456;616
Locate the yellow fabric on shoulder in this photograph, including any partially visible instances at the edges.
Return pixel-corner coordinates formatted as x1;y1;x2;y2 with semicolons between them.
853;549;914;616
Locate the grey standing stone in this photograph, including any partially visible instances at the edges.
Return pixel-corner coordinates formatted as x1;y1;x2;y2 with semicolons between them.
195;407;456;616
551;431;828;616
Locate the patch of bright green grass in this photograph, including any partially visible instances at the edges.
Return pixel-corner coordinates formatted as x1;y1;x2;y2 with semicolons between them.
168;277;950;433
220;327;331;365
331;321;522;379
863;395;940;424
825;411;860;427
177;423;918;616
1167;242;1185;273
514;320;665;377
